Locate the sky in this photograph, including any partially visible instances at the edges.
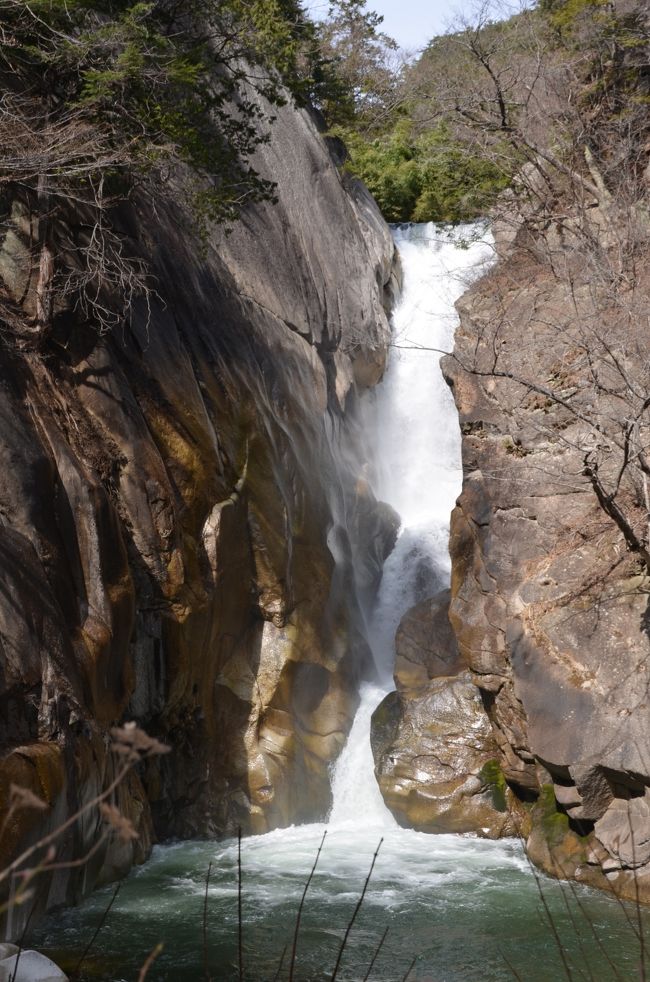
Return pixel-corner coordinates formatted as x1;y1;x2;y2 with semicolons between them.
305;0;466;53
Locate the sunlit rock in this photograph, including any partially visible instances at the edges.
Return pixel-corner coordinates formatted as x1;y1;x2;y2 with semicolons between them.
595;793;650;870
371;591;516;837
446;204;650;899
0;78;396;933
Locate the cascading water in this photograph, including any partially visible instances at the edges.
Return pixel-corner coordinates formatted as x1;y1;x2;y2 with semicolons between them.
328;681;393;827
367;223;493;677
29;226;647;982
327;222;494;829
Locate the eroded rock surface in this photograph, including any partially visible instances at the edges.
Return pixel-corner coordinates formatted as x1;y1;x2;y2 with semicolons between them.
0;94;397;932
371;591;515;836
444;212;650;899
393;591;464;687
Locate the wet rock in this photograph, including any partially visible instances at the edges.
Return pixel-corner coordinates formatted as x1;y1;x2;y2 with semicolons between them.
393;590;464;689
0;82;396;933
371;590;515;836
522;783;650;902
525;785;609;889
372;673;515;836
350;482;400;603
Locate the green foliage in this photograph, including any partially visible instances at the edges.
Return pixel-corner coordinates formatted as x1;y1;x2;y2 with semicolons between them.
534;785;572;848
334;0;648;226
315;0;400;128
0;0;340;340
479;759;508;813
339;124;418;221
539;0;610;32
0;0;322;228
338;122;512;223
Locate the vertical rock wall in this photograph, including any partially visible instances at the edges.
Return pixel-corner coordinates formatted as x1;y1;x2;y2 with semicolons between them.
444;220;650;901
0;97;398;932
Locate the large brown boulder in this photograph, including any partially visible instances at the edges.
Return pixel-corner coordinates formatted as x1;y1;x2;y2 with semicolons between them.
371;590;516;836
393;590;464;689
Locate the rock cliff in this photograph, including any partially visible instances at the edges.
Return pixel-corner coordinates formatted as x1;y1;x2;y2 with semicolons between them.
0;94;398;933
443;209;650;901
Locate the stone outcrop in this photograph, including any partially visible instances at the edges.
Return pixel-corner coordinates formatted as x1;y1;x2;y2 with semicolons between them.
393;589;465;686
371;590;517;836
0;93;398;933
0;949;68;981
444;213;650;900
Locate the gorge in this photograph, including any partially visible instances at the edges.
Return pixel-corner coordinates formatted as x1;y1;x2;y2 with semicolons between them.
0;87;399;936
2;0;650;978
26;224;650;981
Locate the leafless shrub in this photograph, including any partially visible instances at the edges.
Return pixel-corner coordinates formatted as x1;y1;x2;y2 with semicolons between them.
409;0;650;576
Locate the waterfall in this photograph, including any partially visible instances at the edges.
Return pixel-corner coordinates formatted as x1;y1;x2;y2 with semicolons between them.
41;225;627;982
30;224;645;982
328;222;495;826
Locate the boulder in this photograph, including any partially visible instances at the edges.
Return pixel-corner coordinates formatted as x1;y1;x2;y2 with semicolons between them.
371;589;516;836
595;793;650;870
393;589;464;690
372;673;515;836
0;951;68;982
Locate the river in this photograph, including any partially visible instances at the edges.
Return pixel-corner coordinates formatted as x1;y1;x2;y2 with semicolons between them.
28;225;648;981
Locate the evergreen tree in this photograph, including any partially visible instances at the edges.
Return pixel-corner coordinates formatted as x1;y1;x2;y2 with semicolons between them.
315;0;401;127
0;0;322;342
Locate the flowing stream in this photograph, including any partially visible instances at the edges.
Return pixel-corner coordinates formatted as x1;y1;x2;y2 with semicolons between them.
29;225;649;981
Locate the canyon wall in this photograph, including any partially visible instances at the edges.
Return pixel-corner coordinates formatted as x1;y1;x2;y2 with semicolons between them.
443;209;650;900
0;96;398;932
370;202;650;902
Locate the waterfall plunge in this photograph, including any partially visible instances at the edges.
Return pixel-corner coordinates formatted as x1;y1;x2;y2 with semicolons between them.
328;223;495;828
32;225;640;982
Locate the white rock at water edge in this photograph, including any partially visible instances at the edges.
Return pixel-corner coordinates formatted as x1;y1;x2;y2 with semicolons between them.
0;950;68;981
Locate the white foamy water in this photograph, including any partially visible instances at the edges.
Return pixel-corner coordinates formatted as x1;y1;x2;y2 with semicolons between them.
328;682;394;828
327;222;495;828
373;224;493;529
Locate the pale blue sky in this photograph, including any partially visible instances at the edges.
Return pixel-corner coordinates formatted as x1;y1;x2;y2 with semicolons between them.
305;0;465;53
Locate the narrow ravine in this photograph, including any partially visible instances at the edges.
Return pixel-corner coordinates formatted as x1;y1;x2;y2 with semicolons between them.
329;222;494;829
29;226;648;982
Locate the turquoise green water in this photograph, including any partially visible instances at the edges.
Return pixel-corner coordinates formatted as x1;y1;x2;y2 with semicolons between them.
28;824;648;981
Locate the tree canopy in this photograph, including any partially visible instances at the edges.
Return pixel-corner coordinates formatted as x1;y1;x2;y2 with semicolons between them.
326;0;649;224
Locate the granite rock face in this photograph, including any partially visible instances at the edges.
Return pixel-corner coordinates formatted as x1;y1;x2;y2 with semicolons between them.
0;95;397;932
371;591;516;836
444;214;650;899
393;590;465;687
